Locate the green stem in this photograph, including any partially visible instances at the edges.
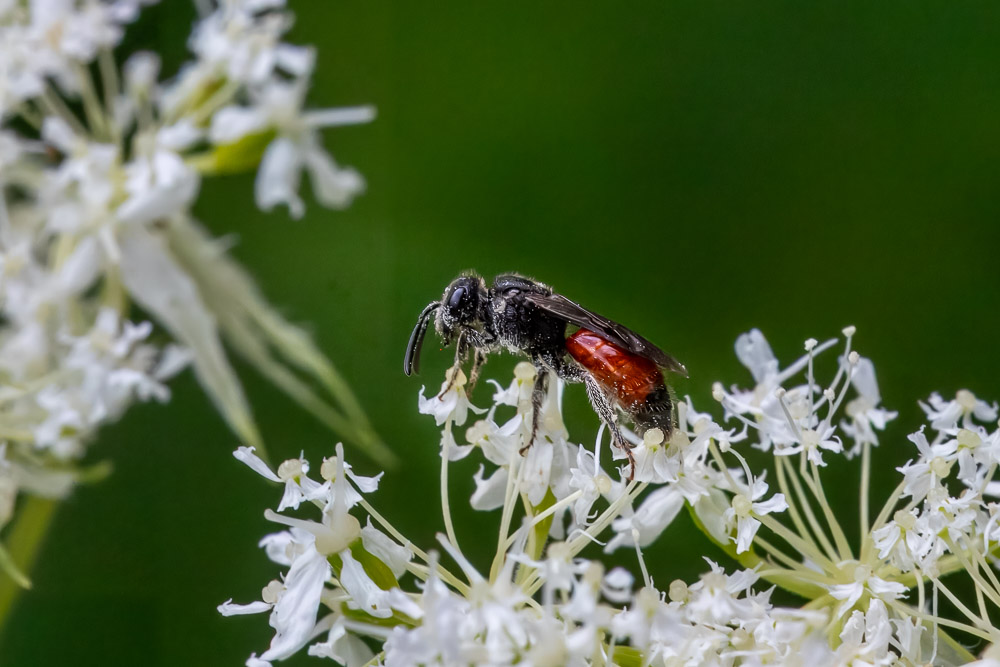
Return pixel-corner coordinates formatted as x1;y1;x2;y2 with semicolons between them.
806;459;853;560
757;513;839;573
861;479;906;563
778;455;839;564
356;498;469;597
885;597;993;643
439;423;459;552
490;446;522;584
773;449;815;552
859;441;871;545
941;535;1000;609
40;86;88;138
0;497;59;632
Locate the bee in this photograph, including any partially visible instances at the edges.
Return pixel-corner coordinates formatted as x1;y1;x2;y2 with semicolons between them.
404;273;687;477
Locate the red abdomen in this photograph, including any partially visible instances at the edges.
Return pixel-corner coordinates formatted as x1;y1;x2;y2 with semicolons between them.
566;329;665;409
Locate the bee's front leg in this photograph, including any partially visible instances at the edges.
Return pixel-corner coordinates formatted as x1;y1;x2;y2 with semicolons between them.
438;332;470;398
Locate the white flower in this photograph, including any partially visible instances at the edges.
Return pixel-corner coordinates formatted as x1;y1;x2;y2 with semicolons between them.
186;0;301;86
920;389;998;432
487;360;536;407
465;412;522;465
568;444;614;526
470;464;508;511
841;356;897;455
722;475;787;554
897;427;957;502
116;131;200;225
776;423;843;466
259;539;331;661
224;444;406;665
871;508;931;572
263;447;362;555
735;328;780;384
360;518;411;578
628;427;676;484
836;599;893;666
605;485;684;552
684;560;761;625
827;566;906;620
233;447;326;511
720;330;837;451
210;70;373;218
307;616;374;665
418;368;484;427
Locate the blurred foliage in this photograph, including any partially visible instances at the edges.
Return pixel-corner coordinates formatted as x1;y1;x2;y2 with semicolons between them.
3;1;1000;664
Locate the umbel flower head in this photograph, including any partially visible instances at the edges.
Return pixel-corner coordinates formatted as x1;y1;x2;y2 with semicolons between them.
224;325;1000;666
0;0;390;586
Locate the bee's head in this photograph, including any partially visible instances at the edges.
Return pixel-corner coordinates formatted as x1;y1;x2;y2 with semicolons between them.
404;274;488;376
437;275;485;343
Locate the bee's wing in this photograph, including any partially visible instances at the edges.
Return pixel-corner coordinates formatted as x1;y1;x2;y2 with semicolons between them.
525;292;688;377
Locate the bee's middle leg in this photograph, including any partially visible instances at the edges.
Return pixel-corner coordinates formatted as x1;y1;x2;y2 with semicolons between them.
467;349;488;396
520;368;550;455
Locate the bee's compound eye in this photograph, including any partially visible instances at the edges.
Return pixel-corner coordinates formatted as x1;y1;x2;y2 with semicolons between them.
448;286;467;309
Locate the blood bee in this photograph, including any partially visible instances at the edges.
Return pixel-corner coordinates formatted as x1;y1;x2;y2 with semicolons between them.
404;273;686;477
565;329;673;436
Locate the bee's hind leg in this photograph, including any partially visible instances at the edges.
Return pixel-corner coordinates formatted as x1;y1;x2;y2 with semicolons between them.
583;375;636;481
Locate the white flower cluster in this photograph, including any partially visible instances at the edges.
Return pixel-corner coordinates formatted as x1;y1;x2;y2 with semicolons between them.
225;328;1000;665
223;436;827;667
0;0;383;583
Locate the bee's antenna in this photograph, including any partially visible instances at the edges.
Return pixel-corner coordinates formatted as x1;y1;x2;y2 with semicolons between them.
404;302;440;376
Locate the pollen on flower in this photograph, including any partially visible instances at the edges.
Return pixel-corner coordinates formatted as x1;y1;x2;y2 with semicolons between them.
276;458;305;480
731;494;753;517
319;456;338;481
893;509;916;531
670;429;691;449
582;561;605;589
643;428;665;447
514;360;537;381
957;388;978;411
842;325;857;337
804;338;818;351
261;580;284;604
445;366;468;387
848;351;860;365
546;540;573;563
668;579;689;602
957;428;981;448
595;475;612;495
929;456;952;478
712;382;725;402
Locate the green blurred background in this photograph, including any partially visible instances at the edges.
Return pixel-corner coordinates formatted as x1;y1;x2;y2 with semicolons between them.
3;1;1000;664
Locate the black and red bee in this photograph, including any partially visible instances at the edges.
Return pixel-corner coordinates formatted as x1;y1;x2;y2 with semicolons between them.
404;273;687;477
